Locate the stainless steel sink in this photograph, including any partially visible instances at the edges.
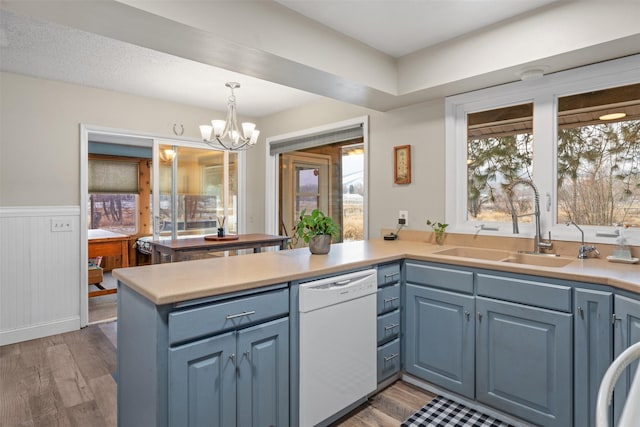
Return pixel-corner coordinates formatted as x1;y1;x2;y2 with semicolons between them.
434;247;512;261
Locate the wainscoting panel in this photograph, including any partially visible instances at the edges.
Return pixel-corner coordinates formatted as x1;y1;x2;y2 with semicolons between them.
0;206;81;345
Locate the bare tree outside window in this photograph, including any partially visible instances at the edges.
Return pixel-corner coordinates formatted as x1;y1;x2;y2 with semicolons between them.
557;84;640;227
467;103;534;222
557;121;640;226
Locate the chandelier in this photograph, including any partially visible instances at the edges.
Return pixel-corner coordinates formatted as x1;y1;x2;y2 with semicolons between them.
199;82;260;151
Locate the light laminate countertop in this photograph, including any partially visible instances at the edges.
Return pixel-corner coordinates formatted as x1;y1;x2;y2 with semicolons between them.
113;239;640;306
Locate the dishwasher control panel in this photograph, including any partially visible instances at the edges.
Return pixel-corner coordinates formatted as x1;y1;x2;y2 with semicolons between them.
298;269;377;313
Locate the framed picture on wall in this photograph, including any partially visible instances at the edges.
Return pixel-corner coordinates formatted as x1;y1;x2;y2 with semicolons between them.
394;145;411;184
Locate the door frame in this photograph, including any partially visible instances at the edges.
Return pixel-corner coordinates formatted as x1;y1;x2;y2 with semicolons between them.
79;124;246;326
264;116;369;237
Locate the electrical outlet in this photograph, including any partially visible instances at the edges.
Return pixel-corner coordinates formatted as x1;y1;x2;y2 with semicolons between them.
51;218;73;232
398;210;408;227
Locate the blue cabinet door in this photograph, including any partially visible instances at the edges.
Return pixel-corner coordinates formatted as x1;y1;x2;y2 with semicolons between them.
476;296;572;427
405;284;475;398
613;294;640;425
574;288;612;427
168;331;236;427
237;317;289;427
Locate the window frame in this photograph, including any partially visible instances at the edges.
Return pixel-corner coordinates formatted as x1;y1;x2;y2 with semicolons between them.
445;55;640;246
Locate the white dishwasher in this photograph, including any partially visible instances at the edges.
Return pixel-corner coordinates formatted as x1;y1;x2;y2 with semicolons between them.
298;268;378;427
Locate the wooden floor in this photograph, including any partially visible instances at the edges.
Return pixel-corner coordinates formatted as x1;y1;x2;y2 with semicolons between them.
0;322;118;427
1;321;433;427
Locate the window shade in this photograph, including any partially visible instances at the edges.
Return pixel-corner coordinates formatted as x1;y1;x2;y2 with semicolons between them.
89;159;139;193
269;125;363;156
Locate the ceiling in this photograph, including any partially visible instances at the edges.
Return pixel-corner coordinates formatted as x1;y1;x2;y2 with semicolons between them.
1;0;638;118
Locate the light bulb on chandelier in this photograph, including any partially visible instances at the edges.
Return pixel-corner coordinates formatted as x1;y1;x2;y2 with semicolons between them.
199;82;260;151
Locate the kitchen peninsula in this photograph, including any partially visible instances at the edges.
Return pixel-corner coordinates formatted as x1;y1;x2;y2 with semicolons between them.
114;238;640;427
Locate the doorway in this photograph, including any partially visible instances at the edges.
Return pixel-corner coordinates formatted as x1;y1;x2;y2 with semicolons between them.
266;116;369;244
80;126;245;326
280;152;331;247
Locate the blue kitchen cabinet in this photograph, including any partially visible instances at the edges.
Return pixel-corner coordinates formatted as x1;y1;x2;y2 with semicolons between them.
476;273;573;427
613;294;640;426
169;318;289;427
169;332;237;427
476;296;572;427
118;284;289;427
404;261;475;398
405;283;475;398
574;288;613;427
377;263;402;383
237;317;289;427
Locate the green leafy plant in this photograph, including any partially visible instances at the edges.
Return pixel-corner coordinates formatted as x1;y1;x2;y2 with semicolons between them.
426;219;448;234
293;209;339;244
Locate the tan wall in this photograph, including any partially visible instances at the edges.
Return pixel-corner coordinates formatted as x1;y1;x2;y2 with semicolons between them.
1;72;447;239
249;97;446;238
0;72;220;206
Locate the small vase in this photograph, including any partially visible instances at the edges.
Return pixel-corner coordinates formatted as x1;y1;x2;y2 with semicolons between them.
217;227;225;238
309;235;331;254
434;231;445;245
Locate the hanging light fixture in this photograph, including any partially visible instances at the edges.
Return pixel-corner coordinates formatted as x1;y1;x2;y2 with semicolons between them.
199;82;260;151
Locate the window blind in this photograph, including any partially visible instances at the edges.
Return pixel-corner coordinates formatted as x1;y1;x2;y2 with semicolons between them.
269;125;363;156
88;159;139;193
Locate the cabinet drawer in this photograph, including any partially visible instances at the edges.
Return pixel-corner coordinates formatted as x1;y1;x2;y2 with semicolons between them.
406;262;473;294
377;283;400;314
168;288;289;345
377;338;401;382
477;274;571;312
377;309;400;345
378;263;400;286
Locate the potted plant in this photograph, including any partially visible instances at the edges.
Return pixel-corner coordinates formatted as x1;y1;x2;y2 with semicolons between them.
426;219;448;245
293;208;339;254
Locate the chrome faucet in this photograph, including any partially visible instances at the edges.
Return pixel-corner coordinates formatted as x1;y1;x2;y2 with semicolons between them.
506;179;553;254
566;221;600;259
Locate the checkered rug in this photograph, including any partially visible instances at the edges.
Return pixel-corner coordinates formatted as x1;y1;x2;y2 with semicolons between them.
402;396;514;427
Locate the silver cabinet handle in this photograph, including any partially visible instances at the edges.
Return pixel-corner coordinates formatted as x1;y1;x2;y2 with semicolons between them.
229;354;236;364
477;312;482;322
613;313;621;325
383;353;399;363
577;306;584;318
465;311;470;321
226;310;256;320
384;323;400;331
383;296;399;304
243;351;251;361
384;272;399;280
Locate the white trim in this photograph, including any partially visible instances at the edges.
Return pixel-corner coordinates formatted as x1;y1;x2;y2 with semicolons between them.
265;116;370;238
0;316;80;346
80;124;89;327
0;206;80;217
445;54;640;246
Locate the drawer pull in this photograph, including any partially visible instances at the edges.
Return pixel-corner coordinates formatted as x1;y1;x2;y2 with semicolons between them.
384;323;400;331
226;310;256;320
383;296;399;304
383;353;399;363
384;272;399;280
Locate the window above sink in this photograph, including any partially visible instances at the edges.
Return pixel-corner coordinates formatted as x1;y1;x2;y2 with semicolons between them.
445;55;640;247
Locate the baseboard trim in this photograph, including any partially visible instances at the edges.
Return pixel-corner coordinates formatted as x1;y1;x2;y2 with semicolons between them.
0;316;80;346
